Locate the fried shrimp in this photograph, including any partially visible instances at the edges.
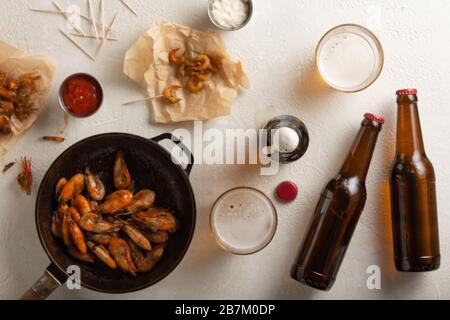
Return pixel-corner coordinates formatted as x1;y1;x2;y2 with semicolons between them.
163;85;182;104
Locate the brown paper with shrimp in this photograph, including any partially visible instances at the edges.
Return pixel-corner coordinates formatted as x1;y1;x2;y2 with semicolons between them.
123;20;250;124
0;40;56;162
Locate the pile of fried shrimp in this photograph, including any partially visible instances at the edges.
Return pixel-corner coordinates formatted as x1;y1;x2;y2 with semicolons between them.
162;48;223;104
51;151;178;276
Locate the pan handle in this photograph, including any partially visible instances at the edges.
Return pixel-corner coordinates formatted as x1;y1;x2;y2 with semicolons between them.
152;133;194;176
20;263;67;300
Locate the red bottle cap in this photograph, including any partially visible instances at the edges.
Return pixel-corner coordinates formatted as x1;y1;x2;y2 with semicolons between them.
396;88;417;96
364;113;385;125
276;181;298;202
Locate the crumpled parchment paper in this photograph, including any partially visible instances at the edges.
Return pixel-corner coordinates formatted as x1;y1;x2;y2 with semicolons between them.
123;20;250;124
0;40;56;163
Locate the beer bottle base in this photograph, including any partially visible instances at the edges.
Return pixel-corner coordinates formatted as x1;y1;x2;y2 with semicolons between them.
290;265;335;291
395;255;441;272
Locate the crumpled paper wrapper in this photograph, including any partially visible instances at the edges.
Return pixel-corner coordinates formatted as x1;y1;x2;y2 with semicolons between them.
124;20;250;124
0;41;56;163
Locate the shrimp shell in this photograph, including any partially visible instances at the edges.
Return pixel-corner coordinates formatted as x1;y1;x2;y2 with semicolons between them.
122;224;152;251
125;189;156;214
42;136;65;143
68;246;95;263
59;202;69;211
127;239;145;267
108;238;137;276
128;241;165;273
58;203;69;216
68;217;87;254
51;212;63;238
72;194;92;216
85;169;106;201
2;162;15;173
55;178;67;198
100;190;133;214
68;206;82;223
145;230;169;244
17;157;33;196
89;200;99;212
59;173;85;202
87;241;117;269
114;151;131;190
86;232;118;246
62;211;73;246
78;212;121;234
132;209;177;232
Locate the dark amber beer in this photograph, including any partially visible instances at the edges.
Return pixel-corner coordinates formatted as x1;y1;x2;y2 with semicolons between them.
291;114;384;291
390;89;440;272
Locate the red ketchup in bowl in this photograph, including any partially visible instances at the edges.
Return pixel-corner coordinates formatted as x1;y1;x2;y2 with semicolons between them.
62;74;103;117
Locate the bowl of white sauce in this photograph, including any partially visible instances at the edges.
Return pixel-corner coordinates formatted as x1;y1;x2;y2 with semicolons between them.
315;24;384;93
208;0;253;31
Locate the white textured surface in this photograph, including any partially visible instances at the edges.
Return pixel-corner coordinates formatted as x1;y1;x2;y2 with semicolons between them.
0;0;449;300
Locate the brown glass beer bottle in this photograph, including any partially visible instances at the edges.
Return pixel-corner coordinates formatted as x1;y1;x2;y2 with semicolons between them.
390;89;440;272
291;113;384;291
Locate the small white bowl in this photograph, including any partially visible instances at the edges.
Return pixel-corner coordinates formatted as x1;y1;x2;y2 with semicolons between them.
207;0;253;31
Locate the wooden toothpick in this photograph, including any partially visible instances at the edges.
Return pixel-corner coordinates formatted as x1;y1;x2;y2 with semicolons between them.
101;0;105;41
29;8;115;33
70;33;118;41
87;0;99;43
95;12;118;57
120;0;138;16
29;8;61;15
52;0;86;36
122;95;164;106
59;29;95;61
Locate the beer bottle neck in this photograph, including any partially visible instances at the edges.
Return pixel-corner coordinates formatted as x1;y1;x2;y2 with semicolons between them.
340;120;381;181
396;101;425;157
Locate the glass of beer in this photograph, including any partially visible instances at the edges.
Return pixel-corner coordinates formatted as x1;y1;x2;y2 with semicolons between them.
315;24;384;93
210;187;278;255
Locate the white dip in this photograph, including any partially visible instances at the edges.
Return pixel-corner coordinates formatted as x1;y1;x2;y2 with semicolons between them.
272;127;300;153
211;0;249;29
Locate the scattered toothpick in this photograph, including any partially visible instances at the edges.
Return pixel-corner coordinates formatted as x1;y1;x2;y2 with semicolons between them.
101;0;105;41
122;95;164;106
29;8;63;15
59;29;96;61
87;0;99;43
29;8;115;33
95;12;118;57
52;0;86;36
31;2;126;61
71;33;118;41
120;0;138;16
57;113;70;135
